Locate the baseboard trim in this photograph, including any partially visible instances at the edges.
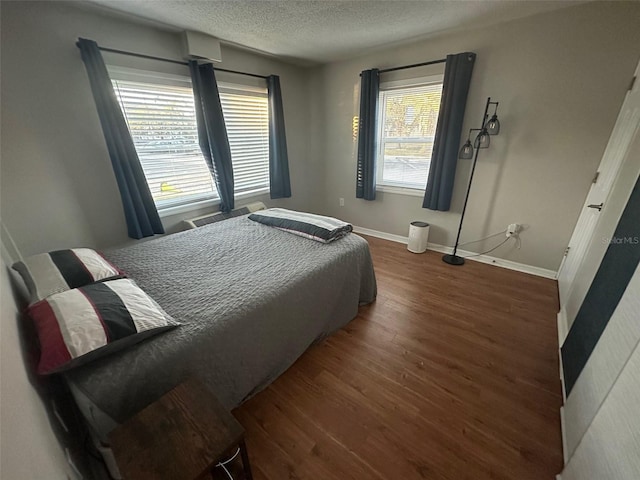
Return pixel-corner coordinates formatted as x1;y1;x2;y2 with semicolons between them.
557;308;569;346
560;351;567;402
557;308;568;403
353;226;557;280
560;406;569;466
352;226;409;245
559;335;568;469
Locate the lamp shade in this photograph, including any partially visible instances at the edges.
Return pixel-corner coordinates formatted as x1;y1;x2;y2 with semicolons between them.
475;129;490;149
486;114;500;135
459;140;473;159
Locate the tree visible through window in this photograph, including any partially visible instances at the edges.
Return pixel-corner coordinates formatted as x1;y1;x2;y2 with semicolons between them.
377;79;443;190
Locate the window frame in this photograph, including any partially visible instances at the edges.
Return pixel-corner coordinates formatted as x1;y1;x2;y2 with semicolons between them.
108;66;270;217
217;82;271;198
375;74;444;196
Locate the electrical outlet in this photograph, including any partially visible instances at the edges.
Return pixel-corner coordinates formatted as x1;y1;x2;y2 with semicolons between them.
506;223;520;237
339;198;345;207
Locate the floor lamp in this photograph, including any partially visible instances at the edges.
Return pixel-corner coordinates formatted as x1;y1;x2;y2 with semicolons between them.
442;96;501;266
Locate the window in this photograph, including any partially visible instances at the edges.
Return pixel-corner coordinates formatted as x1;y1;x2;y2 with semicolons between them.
376;77;443;192
112;77;214;209
110;67;269;211
218;84;270;197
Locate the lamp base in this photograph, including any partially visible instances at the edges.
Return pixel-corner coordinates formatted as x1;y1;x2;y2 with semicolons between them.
442;254;465;266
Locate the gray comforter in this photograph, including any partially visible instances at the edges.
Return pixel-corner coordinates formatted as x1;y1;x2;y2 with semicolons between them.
64;216;376;425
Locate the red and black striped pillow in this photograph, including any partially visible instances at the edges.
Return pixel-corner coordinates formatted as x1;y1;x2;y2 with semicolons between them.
28;278;179;374
12;248;123;304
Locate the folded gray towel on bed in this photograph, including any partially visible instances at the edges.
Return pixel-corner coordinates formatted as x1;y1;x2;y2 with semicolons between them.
249;208;353;243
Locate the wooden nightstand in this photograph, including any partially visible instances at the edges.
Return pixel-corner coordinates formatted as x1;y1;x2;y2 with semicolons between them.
108;379;253;480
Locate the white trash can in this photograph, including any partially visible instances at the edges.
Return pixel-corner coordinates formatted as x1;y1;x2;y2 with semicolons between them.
407;221;430;253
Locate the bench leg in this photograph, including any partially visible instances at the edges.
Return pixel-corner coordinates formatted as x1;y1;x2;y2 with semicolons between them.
239;439;253;480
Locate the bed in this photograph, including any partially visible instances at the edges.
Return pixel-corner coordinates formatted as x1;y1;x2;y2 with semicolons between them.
63;214;377;442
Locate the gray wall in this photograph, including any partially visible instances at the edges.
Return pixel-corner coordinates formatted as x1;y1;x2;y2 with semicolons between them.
0;257;73;479
310;1;640;271
0;1;318;256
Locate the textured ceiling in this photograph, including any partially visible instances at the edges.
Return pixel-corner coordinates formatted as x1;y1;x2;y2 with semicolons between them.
86;0;582;65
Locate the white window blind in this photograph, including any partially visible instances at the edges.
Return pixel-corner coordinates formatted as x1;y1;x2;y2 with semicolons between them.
111;70;270;211
219;85;270;196
113;78;218;209
377;80;443;190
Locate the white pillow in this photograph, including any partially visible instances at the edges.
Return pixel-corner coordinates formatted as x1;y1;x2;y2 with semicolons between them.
12;248;123;304
28;278;179;374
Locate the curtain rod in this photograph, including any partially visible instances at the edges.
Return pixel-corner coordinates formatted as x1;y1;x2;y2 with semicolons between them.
92;45;269;80
378;58;446;74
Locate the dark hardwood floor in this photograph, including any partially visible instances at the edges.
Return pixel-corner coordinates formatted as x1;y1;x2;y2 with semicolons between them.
233;235;564;480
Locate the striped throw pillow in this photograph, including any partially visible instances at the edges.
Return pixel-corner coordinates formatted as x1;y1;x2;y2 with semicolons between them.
12;248;123;304
28;278;179;375
248;208;353;243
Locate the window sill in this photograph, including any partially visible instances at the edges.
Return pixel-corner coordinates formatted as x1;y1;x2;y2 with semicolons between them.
157;189;270;219
376;185;425;197
158;198;219;218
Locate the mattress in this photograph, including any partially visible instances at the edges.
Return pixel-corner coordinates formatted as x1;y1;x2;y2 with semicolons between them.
64;215;376;440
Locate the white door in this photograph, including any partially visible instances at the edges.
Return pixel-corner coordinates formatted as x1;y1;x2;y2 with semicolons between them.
557;61;640;310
